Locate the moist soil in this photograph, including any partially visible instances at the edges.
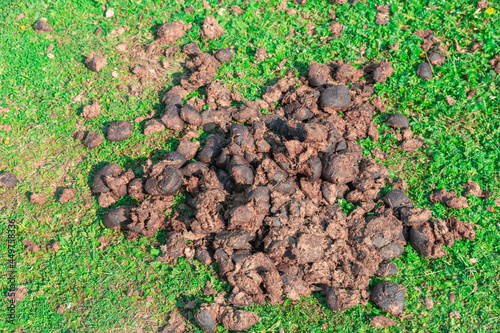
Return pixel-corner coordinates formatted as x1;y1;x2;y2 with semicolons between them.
89;27;479;332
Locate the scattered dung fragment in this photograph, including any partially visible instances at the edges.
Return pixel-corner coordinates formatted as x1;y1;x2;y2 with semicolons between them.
107;121;133;142
373;62;394;83
162;106;185;132
417;62;432;80
34;18;53;33
400;207;432;226
255;46;267;61
180;105;202;126
463;179;489;198
30;193;48;205
384;189;413;215
370;281;406;316
201;16;224;40
0;172;17;189
428;52;446;66
194;308;217;333
92;163;135;208
375;261;398;277
161;312;185;333
157;21;186;45
326;288;361;312
446;96;457;105
399;138;424;152
183;42;201;56
220;308;261;331
214;48;234;63
83;131;104;149
59;188;75;204
144;119;165;136
85;55;107;72
375;11;390;25
105;8;114;18
370;316;396;328
490;54;500;73
103;206;131;229
329;21;343;38
423;296;434;310
50;241;61;252
430;189;469;209
477;0;490;9
165;45;179;57
308;62;330;87
82;101;102;120
22;239;40;253
115;43;128;52
177;140;200;160
385;114;409;129
319;84;351;111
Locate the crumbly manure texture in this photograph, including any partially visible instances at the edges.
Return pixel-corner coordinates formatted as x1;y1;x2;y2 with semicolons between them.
91;54;477;330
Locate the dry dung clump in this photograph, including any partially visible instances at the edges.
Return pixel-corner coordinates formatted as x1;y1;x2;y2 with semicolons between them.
201;16;224;40
0;172;18;189
85;54;107;72
90;36;477;331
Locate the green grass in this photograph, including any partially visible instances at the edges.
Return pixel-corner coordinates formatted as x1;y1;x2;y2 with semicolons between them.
0;0;499;331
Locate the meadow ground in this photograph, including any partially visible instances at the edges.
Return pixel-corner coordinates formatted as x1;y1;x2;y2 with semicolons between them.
0;0;499;331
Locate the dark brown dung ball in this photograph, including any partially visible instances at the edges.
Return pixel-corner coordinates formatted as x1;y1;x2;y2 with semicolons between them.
214;48;234;63
107;121;133;142
319;85;351;111
385;114;409;129
384;189;413;212
0;172;18;189
417;62;432;80
194;309;217;333
370;281;406;316
103;206;131;229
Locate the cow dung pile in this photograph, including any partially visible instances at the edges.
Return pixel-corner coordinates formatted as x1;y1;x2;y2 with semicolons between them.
92;41;476;331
